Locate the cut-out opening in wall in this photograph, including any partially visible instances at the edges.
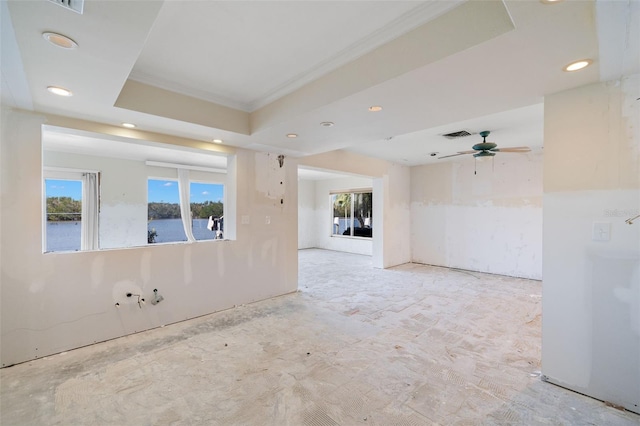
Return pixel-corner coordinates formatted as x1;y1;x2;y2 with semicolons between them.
41;125;234;252
298;165;376;257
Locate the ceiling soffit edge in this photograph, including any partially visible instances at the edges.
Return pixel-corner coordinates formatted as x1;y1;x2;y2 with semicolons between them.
127;71;253;112
127;1;465;114
248;0;466;111
42;114;236;156
250;0;515;133
115;80;250;135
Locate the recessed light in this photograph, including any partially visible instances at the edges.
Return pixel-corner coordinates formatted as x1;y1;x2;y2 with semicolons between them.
368;106;383;112
46;86;72;97
212;139;223;144
122;122;136;128
320;121;334;127
286;133;298;138
42;32;77;49
563;59;593;72
540;0;563;3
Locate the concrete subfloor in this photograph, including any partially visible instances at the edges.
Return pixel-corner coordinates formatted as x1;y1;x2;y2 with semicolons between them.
1;249;638;425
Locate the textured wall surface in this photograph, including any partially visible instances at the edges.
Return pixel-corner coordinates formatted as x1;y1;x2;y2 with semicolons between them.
542;76;640;413
1;108;298;367
410;150;543;279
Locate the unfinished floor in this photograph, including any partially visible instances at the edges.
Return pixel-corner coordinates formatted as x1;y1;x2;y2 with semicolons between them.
1;249;638;425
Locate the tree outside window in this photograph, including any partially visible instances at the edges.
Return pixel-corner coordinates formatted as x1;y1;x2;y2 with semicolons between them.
331;191;372;238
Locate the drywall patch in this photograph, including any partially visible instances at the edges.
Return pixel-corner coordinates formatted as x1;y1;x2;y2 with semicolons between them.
255;152;286;200
544;77;639;192
411;203;542;279
99;203;148;249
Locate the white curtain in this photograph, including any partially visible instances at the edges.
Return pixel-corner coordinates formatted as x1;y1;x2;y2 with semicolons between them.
81;172;99;250
177;169;196;242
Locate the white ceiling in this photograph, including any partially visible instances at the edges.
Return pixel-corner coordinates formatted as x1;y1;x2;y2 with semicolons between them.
130;1;462;112
2;0;639;176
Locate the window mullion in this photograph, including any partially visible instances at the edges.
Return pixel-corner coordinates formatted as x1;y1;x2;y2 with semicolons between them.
350;193;355;236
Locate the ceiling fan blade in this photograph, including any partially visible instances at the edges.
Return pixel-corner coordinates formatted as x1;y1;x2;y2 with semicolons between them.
491;147;531;153
438;150;475;159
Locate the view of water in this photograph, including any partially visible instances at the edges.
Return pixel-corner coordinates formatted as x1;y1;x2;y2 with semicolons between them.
46;218;218;252
46;221;81;252
149;218;217;243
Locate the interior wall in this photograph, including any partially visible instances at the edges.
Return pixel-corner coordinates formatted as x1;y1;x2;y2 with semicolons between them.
410;150;543;279
310;176;373;256
299;150;411;268
45;151;148;249
542;76;639;413
298;179;316;249
0;108;298;367
377;163;411;268
43;150;226;249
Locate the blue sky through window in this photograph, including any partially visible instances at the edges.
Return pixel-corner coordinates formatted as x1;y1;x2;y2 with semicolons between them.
45;179;82;200
148;180;223;203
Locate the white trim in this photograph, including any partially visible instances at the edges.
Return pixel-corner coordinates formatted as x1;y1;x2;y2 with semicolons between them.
44;166;100;175
145;160;227;174
329;187;372;195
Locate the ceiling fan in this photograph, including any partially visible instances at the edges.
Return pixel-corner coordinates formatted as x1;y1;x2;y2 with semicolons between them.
438;131;531;160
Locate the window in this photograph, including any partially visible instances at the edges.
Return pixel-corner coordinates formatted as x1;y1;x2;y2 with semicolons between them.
147;178;224;244
190;182;224;241
331;190;372;238
43;170;99;252
147;179;186;243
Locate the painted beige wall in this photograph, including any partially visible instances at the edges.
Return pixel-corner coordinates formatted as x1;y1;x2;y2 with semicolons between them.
410;151;543;279
542;76;639;413
0;108;298;367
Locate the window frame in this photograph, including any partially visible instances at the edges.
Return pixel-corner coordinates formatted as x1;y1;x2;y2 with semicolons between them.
147;177;226;245
330;189;373;239
42;167;100;253
188;179;225;242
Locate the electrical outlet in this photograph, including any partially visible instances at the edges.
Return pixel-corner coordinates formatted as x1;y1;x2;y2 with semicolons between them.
241;215;250;225
265;216;271;225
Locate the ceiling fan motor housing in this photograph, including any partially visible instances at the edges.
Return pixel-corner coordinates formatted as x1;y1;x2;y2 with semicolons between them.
472;142;497;151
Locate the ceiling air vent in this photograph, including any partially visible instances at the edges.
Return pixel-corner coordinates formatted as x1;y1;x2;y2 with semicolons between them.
442;130;473;139
47;0;84;14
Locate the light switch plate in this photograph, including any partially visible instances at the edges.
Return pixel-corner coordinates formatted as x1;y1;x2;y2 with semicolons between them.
592;222;611;241
241;215;250;225
265;216;271;225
